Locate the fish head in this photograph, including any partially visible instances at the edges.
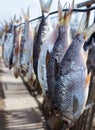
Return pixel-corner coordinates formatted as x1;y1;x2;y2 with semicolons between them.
53;102;83;129
20;64;28;76
53;104;75;128
62;117;74;129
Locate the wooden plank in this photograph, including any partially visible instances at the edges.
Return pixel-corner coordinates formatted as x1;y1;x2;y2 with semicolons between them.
77;0;95;8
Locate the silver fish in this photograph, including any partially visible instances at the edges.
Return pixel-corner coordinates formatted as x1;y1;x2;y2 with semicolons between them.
12;17;22;66
33;0;53;77
54;13;95;128
37;0;58;95
1;22;10;59
38;24;58;95
20;7;34;76
47;0;73;100
3;23;14;69
13;20;23;78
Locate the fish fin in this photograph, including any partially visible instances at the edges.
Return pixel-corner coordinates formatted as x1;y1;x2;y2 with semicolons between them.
77;12;95;40
46;50;51;67
15;16;22;24
58;0;63;22
12;14;16;24
84;103;95;110
63;0;74;25
21;7;30;21
58;0;74;26
18;16;22;25
83;24;95;41
19;16;22;22
73;103;94;119
27;6;30;20
77;12;87;34
39;0;53;13
21;8;26;19
85;72;91;87
73;95;79;113
54;59;59;79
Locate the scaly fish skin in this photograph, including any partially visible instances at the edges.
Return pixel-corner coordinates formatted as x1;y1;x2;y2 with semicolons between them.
20;20;33;75
47;25;70;99
47;0;73;103
54;34;89;128
3;33;14;68
19;8;34;76
33;14;45;76
37;17;58;95
33;0;53;77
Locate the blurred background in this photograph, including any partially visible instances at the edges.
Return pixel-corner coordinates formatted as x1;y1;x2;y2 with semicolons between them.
0;0;94;23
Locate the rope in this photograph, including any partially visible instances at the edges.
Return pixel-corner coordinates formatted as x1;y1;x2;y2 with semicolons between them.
16;6;95;28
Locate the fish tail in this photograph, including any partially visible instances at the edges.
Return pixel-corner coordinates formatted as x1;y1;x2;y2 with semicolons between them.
58;0;63;23
77;12;88;34
39;0;53;13
83;24;95;41
64;0;74;25
21;7;30;21
11;15;16;24
58;0;74;25
77;12;95;40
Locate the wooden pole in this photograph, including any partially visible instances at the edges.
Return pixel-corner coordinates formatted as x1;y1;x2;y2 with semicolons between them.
77;0;95;8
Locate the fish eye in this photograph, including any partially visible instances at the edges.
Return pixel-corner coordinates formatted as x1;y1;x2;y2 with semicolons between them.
62;120;69;128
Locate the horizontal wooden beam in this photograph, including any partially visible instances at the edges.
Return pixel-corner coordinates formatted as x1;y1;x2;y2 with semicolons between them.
77;0;95;8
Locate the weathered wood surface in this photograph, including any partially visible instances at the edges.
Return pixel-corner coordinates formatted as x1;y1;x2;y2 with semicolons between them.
0;46;47;130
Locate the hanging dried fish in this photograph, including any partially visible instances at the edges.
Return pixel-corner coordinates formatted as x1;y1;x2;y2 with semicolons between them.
54;12;95;129
20;7;34;76
33;0;53;77
13;18;23;78
47;0;73;100
3;21;15;69
37;0;58;95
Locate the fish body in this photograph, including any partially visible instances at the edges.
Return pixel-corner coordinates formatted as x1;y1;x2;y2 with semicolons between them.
2;18;16;69
3;32;14;69
47;0;73;100
37;21;58;95
20;8;34;76
1;33;7;58
54;15;95;128
33;14;47;76
13;25;22;78
33;0;53;77
12;26;20;66
84;32;95;73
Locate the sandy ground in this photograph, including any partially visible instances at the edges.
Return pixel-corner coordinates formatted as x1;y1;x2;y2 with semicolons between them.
0;46;47;130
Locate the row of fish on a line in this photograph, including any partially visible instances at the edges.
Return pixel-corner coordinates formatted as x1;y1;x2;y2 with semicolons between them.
1;0;95;129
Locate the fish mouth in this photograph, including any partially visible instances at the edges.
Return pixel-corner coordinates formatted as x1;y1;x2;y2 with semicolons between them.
61;116;72;129
20;65;28;76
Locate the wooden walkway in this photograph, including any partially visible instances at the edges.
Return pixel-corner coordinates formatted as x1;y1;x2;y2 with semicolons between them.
0;46;47;130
